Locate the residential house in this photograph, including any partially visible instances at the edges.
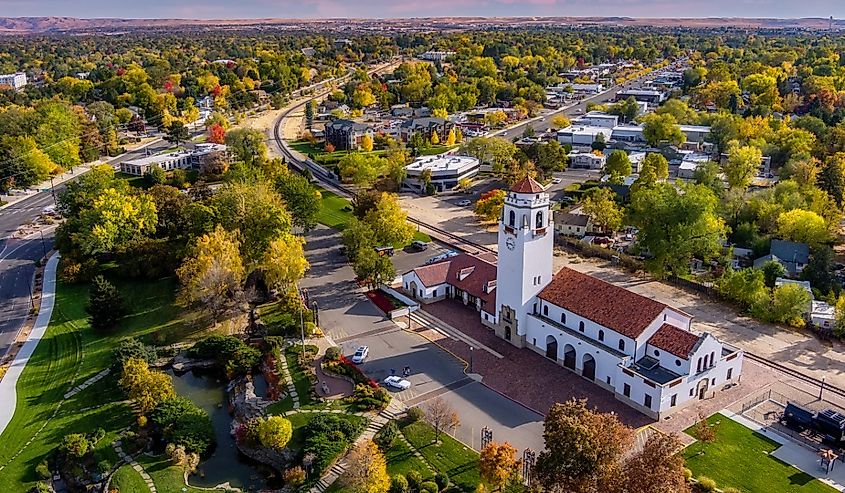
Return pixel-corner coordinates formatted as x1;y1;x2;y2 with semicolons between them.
399;117;453;143
324;119;374;151
556;212;592;237
753;239;810;276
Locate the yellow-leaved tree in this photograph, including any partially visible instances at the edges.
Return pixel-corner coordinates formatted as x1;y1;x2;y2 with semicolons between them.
262;232;310;291
176;225;245;322
430;130;440;145
258;416;293;449
119;357;175;413
342;439;390;493
479;441;520;491
446;128;457;146
361;133;374;152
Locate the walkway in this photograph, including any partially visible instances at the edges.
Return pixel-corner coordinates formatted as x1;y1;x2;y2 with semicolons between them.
277;351;301;410
112;441;157;493
0;253;60;435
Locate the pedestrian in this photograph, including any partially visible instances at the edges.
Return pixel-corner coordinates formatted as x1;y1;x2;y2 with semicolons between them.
321;381;330;395
390;368;396;376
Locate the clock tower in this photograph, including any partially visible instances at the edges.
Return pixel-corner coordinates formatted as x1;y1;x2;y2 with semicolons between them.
494;176;554;347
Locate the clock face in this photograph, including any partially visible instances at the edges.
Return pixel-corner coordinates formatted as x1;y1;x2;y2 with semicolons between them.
506;237;516;251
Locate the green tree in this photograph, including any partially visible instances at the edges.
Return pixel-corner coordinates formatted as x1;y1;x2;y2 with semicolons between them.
770;283;812;327
338;153;388;188
352;246;396;288
819;153;845;205
305;100;315;130
363;193;414;246
802;246;837;296
761;260;787;288
717;268;770;316
150;397;215;455
225;128;268;167
608;96;640;123
724;145;763;190
211;182;293;265
276;171;322;231
85;275;126;332
61;434;90;460
165;121;190;146
641;113;684;147
641;153;669;181
144;164;167;186
629;183;728;276
693;161;723;194
581;188;623;233
0;136;57;191
603;151;631;184
535;140;567;178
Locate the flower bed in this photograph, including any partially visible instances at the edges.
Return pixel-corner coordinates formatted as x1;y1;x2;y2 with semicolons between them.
322;355;377;387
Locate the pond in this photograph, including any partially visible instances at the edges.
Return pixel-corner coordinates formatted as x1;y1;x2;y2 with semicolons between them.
168;369;274;491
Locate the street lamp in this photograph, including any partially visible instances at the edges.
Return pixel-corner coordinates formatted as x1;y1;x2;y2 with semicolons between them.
469;346;474;373
39;230;47;259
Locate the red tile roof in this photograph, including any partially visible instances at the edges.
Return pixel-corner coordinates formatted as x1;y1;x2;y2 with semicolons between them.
647;324;702;359
510;176;545;194
538;267;667;339
406;253;498;307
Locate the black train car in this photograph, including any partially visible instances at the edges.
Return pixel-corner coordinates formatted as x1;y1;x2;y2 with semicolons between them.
815;409;845;444
781;402;815;432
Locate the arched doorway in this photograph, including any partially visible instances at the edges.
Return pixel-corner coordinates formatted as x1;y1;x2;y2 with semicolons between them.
563;344;576;370
582;354;596;381
696;378;710;400
409;281;419;299
504;326;512;341
545;335;558;360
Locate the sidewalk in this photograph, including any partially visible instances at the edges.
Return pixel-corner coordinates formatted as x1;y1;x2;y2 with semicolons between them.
0;252;60;435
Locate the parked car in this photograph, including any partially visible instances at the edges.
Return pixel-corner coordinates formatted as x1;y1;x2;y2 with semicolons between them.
411;240;429;251
551;178;562;184
383;375;411;390
444;250;459;258
457;199;472;207
351;345;369;364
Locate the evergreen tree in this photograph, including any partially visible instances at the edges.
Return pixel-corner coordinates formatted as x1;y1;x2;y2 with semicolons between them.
86;275;126;331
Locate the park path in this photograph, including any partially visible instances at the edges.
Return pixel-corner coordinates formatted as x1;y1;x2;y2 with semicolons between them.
0;253;60;436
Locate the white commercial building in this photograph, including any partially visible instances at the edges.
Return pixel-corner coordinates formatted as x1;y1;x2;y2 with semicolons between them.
404;155;480;194
558;125;613;148
0;72;27;90
610;124;711;145
572;111;619;129
120;143;227;176
419;51;455;62
402;176;744;419
568;151;606;170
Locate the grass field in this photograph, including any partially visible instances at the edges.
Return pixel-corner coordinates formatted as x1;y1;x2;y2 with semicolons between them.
111;463;152;493
400;421;481;492
385;436;434;479
134;454;214;493
0;275;197;492
316;189;431;245
684;414;837;493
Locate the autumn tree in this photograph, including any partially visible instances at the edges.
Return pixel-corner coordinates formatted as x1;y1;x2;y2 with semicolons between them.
338;153;388;188
363;193;415;247
551;115;572;129
446;128;457;146
207;123;226;144
723;145;763;190
200;151;230;177
770;283;812;326
177;225;245;322
622;433;690;493
582;187;623;233
776;209;828;247
258;416;293;449
76;187;157;256
343;439;391;493
361;133;375;152
479;442;520;491
262;233;310;291
423;397;460;442
120;357;176;413
475;189;506;222
534;399;632;493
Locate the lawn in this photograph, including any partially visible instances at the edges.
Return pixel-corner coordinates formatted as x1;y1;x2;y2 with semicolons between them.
266;345;317;414
134;454;220;493
317;189;355;231
417;144;459;156
0;275;198;492
684;414;837;493
400;421;481;492
385;436;434;479
111;463;152;493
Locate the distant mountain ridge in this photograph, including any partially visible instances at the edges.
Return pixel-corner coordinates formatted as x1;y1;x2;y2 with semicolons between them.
0;16;841;34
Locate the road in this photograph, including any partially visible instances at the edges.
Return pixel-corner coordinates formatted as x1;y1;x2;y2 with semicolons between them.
0;136;179;358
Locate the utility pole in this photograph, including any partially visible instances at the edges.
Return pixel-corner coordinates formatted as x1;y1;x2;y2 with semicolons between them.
39;230;47;258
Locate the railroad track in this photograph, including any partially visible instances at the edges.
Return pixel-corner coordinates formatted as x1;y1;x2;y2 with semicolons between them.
272;66;845;405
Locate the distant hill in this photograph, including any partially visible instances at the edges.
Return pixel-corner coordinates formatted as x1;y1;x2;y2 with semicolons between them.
0;16;841;34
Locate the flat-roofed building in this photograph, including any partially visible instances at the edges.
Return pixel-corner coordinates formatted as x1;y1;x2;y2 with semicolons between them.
404;155;480;193
120;143;227;176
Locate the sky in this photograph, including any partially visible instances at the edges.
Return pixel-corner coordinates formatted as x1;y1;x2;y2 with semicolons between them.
0;0;841;20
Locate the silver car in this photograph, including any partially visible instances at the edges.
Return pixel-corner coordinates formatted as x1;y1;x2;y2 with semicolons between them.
351;346;369;364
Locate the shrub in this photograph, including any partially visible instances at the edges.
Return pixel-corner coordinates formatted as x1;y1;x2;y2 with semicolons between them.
722;488;741;493
29;482;52;493
150;397;215;455
390;474;409;493
35;460;51;480
97;460;112;474
683;468;692;481
302;415;367;475
189;335;261;376
325;346;341;361
406;470;423;492
258;416;293;449
86;275;126;331
374;420;399;450
352;383;391;411
420;481;439;493
696;476;717;493
112;338;157;372
284;466;307;486
406;407;424;423
61;433;90;459
434;473;449;490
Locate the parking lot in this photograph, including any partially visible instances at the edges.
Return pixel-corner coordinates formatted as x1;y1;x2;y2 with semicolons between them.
302;225;545;452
